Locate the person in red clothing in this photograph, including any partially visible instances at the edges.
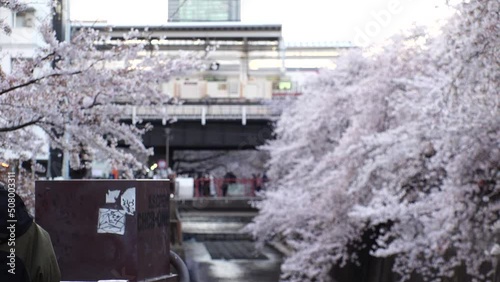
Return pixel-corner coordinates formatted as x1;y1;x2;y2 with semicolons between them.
111;168;119;179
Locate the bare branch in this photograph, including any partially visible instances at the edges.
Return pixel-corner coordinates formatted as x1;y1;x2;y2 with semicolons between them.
0;71;83;96
0;116;44;132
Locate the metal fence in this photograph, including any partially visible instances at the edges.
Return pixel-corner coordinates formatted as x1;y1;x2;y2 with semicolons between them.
193;177;267;197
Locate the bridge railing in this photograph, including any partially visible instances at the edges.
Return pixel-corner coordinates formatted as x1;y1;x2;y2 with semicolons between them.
193;177;267;198
121;104;279;122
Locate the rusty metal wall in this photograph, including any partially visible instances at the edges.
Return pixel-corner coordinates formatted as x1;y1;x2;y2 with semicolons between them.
35;180;171;282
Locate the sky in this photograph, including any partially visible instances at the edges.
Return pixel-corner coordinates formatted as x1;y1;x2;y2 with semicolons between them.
70;0;453;45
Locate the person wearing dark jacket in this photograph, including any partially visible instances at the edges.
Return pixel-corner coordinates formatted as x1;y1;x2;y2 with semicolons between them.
0;184;61;282
221;171;237;196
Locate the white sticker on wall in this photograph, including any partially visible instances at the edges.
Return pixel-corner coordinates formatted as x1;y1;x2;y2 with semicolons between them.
97;208;126;235
105;190;121;204
121;187;136;215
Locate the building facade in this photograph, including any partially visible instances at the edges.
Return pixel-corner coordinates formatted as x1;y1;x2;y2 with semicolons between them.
0;2;50;73
168;0;241;22
0;1;52;162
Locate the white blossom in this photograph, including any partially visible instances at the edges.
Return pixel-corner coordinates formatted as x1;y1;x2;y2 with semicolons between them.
1;10;201;206
250;0;499;281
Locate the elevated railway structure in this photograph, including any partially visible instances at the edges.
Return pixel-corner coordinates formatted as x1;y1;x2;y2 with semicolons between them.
71;23;351;165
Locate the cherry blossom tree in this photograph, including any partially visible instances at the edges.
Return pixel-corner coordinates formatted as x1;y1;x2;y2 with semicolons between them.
0;25;200;166
250;0;499;281
0;2;201;208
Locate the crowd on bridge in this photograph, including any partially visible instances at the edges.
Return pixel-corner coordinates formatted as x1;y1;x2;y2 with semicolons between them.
194;171;269;197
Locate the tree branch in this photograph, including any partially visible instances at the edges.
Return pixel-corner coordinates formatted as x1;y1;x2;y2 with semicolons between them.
0;71;83;96
0;116;43;132
1;57;106;97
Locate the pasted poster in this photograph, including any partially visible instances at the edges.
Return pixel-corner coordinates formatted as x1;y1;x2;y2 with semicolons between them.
97;208;126;235
97;187;136;235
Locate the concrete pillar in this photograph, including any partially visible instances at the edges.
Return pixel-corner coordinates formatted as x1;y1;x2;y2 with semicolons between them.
242;106;247;126
279;37;286;76
240;37;249;84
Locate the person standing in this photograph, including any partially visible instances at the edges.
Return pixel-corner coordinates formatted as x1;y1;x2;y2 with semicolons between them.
253;173;262;194
202;173;210;197
262;172;269;190
0;184;61;282
222;171;237;196
209;174;216;197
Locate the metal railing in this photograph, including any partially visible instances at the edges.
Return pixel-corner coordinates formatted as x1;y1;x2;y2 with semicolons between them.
193;177;267;198
169;250;189;282
123;104;278;122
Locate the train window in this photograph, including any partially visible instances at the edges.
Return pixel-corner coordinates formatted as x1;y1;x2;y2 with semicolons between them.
278;81;292;90
218;83;227;91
